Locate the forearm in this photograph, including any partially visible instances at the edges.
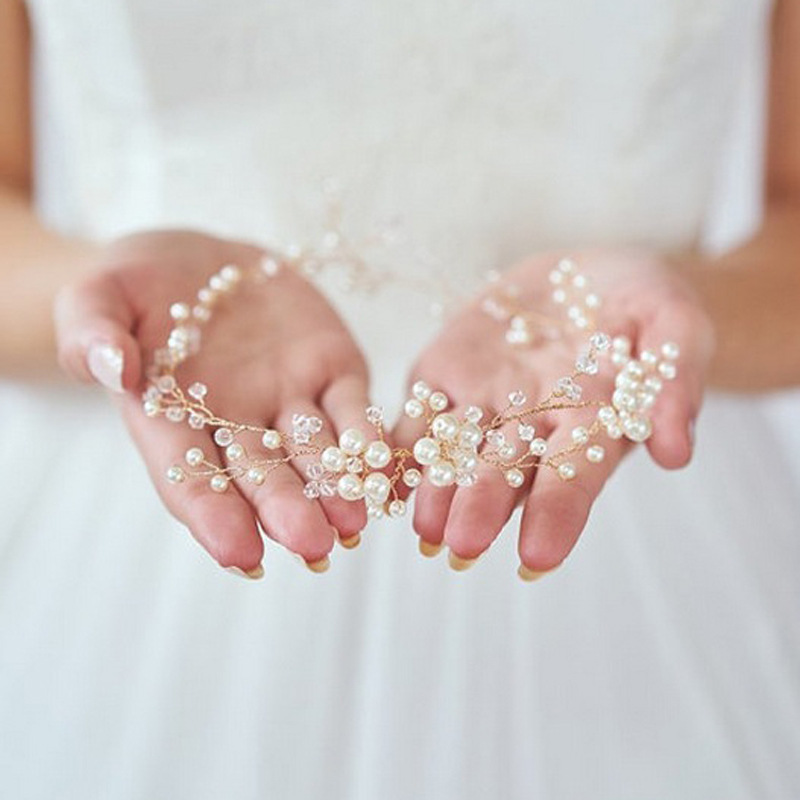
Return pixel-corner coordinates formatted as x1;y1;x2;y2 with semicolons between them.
0;185;98;376
678;199;800;391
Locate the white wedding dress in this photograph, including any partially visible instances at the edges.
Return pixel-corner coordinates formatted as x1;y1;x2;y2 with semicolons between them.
1;1;799;798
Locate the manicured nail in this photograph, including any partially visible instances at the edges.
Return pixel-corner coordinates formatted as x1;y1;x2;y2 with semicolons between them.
226;564;265;580
87;343;124;393
517;564;558;582
305;556;330;574
448;551;478;571
419;539;443;558
338;532;361;549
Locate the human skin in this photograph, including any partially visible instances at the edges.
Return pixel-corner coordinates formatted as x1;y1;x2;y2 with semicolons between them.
2;0;799;575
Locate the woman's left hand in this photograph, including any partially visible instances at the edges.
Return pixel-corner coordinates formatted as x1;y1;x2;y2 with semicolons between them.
392;250;715;577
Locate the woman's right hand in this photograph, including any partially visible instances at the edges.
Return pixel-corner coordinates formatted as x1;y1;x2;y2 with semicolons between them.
55;230;373;577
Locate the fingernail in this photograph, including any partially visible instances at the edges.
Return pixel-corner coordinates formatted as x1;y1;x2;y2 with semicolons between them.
305;555;330;574
87;343;124;393
338;532;361;549
419;539;443;558
448;551;478;571
518;564;558;582
226;564;265;580
688;419;696;449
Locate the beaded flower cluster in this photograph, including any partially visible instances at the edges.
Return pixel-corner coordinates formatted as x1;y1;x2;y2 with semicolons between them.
145;254;679;521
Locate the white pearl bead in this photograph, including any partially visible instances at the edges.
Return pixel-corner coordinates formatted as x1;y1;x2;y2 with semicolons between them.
364;440;392;469
598;406;617;425
225;443;244;461
571;274;587;289
428;391;449;412
456;452;478;471
261;429;281;449
214;428;234;446
247;468;265;485
412;380;432;401
529;438;548;457
220;264;241;283
413;437;440;466
458;423;483;449
571;426;589;445
428;459;456;487
558;258;575;274
658;361;677;380
363;472;391;503
169;302;190;321
339;428;367;456
210;474;229;493
640;350;658;367
558;463;577;481
662;342;680;360
404;399;425;419
166;465;185;484
606;423;623;439
337;474;364;501
612;389;637;412
644;375;663;393
431;413;460;441
403;468;422;488
549;269;564;285
505;468;525;488
321;446;346;473
623;415;653;443
612;336;631;354
185;447;204;467
586;445;605;463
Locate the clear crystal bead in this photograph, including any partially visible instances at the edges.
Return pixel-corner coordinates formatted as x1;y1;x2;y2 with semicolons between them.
508;390;527;406
388;500;407;518
157;375;177;393
303;482;321;500
346;457;364;474
485;430;505;447
575;355;599;375
306;463;325;480
166;406;186;423
590;332;612;351
319;480;337;498
455;471;478;487
366;405;384;425
518;424;535;441
188;414;205;430
465;406;484;424
188;382;208;400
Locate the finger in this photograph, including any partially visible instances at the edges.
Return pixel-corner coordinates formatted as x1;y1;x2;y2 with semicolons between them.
279;396;367;541
636;303;713;469
320;374;378;536
518;417;629;577
442;415;530;568
119;394;265;575
230;403;336;566
390;381;454;553
54;272;142;393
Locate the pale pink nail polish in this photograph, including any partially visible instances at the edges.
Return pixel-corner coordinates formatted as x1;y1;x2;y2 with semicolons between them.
87;343;124;393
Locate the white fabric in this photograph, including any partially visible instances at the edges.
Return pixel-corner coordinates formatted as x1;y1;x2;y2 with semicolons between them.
2;1;799;798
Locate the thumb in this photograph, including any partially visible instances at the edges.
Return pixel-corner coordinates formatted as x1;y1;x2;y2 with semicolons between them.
54;272;142;393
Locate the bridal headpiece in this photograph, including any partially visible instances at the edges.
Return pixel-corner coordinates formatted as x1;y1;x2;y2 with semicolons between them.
143;222;679;523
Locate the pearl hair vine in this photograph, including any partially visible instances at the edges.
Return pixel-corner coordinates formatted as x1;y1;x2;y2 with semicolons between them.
144;246;680;523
